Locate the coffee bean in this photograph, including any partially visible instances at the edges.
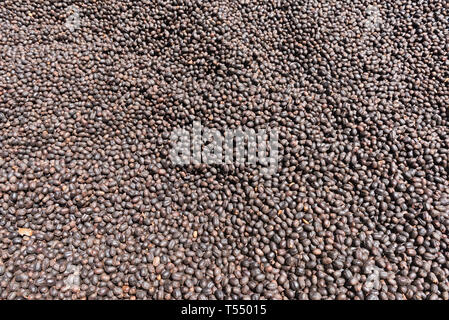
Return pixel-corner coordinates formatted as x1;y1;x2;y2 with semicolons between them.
0;0;447;301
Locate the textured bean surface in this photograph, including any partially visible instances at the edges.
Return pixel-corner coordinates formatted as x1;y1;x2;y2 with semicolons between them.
0;0;448;300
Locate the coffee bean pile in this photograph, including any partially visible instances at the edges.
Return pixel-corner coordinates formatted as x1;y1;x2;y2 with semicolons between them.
0;0;448;300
